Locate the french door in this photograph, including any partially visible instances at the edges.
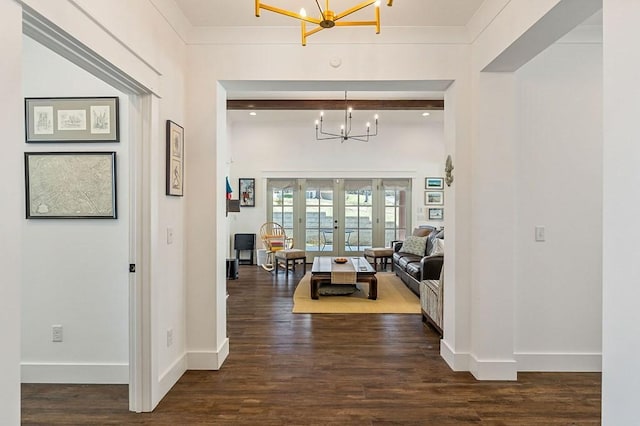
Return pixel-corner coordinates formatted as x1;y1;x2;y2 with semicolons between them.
267;178;410;260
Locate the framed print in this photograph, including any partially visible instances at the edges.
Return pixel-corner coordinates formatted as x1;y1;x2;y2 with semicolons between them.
425;177;444;190
166;120;184;196
25;97;119;142
428;208;444;221
25;152;117;219
425;191;444;205
239;178;255;207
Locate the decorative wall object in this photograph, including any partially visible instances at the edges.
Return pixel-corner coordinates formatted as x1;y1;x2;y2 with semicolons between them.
25;152;117;219
425;177;444;190
428;208;444;220
25;97;119;143
166;120;184;196
445;154;454;187
425;191;444;205
239;178;255;207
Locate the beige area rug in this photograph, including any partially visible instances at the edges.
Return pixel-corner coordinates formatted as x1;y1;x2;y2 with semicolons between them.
292;272;421;314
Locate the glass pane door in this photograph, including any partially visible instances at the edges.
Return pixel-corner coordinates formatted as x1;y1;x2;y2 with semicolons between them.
382;179;410;247
267;179;295;243
303;179;337;257
344;180;373;252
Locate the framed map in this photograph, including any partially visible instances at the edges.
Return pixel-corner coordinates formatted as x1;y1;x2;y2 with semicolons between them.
25;97;119;143
25;152;117;219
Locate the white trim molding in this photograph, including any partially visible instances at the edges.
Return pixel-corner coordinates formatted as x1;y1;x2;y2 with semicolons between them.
515;352;602;372
21;362;128;384
469;354;517;381
158;354;188;398
440;338;470;371
442;339;517;380
187;338;230;370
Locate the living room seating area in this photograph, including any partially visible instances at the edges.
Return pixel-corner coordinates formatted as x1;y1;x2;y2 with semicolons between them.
393;227;444;334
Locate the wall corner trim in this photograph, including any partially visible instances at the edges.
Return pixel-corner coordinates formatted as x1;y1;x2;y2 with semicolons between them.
440;338;470;371
186;338;230;370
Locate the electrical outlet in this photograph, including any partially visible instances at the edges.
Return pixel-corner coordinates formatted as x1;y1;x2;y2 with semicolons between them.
535;226;545;242
166;328;173;347
167;227;174;245
52;325;63;342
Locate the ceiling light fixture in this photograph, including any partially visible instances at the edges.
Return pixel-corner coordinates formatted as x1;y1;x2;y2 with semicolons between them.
315;91;378;143
255;0;394;46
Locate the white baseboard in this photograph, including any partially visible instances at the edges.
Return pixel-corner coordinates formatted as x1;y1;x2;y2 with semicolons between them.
21;362;128;384
441;340;517;380
187;338;229;370
440;338;470;371
469;354;517;380
515;352;602;372
158;353;187;400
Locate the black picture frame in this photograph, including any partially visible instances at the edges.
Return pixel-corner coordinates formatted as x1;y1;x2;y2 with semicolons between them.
239;178;255;207
425;191;444;205
166;120;184;196
428;207;444;221
25;97;119;143
425;177;444;190
25;152;117;219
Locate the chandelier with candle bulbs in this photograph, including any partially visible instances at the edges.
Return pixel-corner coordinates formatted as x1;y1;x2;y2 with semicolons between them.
315;92;379;142
255;0;394;46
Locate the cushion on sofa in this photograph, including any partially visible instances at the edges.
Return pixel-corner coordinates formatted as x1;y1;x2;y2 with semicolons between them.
412;227;434;237
426;230;443;255
405;262;422;280
431;238;444;256
399;235;428;256
398;255;421;270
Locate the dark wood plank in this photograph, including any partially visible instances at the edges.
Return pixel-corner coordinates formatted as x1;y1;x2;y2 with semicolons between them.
22;265;601;424
227;99;444;111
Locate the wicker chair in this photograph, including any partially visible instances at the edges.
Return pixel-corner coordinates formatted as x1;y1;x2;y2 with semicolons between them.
259;222;293;271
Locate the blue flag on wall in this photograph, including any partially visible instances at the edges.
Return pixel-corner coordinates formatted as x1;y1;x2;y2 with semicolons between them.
225;176;233;200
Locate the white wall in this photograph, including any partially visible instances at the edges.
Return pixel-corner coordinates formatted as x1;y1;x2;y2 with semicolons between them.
8;0;189;412
227;115;446;251
602;1;640;424
185;42;470;374
21;36;129;383
515;42;603;371
0;1;25;423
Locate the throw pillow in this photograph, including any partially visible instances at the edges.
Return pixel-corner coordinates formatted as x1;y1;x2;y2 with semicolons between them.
431;238;445;256
412;227;433;237
400;235;428;256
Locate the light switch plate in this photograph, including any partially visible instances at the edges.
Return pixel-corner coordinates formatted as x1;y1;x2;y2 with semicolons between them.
167;228;174;245
535;226;545;242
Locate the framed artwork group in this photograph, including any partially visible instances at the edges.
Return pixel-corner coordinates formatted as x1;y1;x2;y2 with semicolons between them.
23;96;121;220
25;97;119;143
425;177;444;221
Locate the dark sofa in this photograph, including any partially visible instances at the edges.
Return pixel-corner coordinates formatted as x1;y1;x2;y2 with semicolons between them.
393;227;444;296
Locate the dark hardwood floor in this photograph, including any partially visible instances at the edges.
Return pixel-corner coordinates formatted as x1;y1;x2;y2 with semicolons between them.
22;265;601;425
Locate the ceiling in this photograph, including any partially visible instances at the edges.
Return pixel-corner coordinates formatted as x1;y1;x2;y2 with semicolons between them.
173;0;486;28
172;1;601;125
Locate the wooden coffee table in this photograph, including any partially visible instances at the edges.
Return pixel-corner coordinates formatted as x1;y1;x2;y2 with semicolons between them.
310;256;377;300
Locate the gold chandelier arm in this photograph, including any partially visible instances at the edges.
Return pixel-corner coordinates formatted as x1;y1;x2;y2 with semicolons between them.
256;2;321;25
302;22;327;46
334;0;378;21
333;20;377;27
304;25;326;38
